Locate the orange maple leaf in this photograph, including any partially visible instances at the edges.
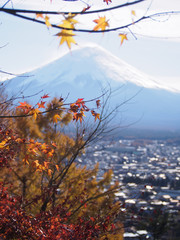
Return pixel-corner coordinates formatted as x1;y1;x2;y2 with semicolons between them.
82;5;91;13
16;101;32;108
73;112;85;123
37;101;45;109
91;110;100;121
44;161;50;169
56;164;60;171
75;98;85;107
47;150;54;157
36;13;44;19
16;101;32;114
48;169;52;176
96;100;101;108
93;16;109;31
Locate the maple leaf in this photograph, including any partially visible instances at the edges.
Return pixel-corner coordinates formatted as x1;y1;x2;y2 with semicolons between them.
64;13;78;28
53;114;62;123
48;169;52;176
56;30;76;49
73;112;85;123
30;108;41;120
22;156;29;165
32;160;40;168
0;140;7;149
47;150;54;157
75;98;85;107
90;217;95;222
16;101;32;114
45;15;51;28
37;101;45;109
70;103;79;113
56;14;78;49
41;94;50;99
103;0;112;4
119;33;128;45
131;10;136;16
82;5;91;13
91;110;100;121
36;13;44;19
96;100;101;108
41;143;47;150
16;101;32;109
56;164;59;171
44;161;50;169
93;16;109;31
52;142;57;148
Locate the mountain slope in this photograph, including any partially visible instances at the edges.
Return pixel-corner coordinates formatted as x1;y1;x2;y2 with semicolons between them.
6;45;180;130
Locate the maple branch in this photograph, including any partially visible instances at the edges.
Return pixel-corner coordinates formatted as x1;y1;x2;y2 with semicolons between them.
0;0;145;15
0;43;9;49
69;187;119;219
1;0;11;9
0;69;32;77
2;9;180;34
0;90;105;119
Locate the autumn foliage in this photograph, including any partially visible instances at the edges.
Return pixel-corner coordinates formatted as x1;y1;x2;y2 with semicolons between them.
0;85;123;239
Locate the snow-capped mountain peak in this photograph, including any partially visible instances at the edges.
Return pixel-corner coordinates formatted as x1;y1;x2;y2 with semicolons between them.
6;45;180;130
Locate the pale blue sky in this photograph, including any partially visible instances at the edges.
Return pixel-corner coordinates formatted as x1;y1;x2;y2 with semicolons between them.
0;0;180;90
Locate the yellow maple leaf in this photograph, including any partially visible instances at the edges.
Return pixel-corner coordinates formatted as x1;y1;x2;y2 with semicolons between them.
52;114;62;123
119;33;128;45
30;108;41;120
45;15;51;28
56;30;76;49
0;140;7;149
63;13;78;28
56;14;78;49
41;143;47;150
58;13;78;29
0;137;11;149
93;16;109;31
131;10;136;16
33;160;40;168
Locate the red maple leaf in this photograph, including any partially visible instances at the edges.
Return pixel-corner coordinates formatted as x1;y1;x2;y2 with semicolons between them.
41;94;50;99
104;0;112;4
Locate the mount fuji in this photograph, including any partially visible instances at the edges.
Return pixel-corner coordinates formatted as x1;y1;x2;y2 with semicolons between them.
6;45;180;130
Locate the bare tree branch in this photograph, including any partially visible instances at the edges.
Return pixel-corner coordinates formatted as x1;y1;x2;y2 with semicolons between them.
0;0;145;15
1;8;180;34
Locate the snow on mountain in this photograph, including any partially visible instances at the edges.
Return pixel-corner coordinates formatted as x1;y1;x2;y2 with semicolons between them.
6;45;180;130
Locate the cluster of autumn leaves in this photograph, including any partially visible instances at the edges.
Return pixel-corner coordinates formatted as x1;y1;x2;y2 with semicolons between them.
0;89;124;239
35;0;133;49
16;94;100;122
0;95;101;177
37;12;128;49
